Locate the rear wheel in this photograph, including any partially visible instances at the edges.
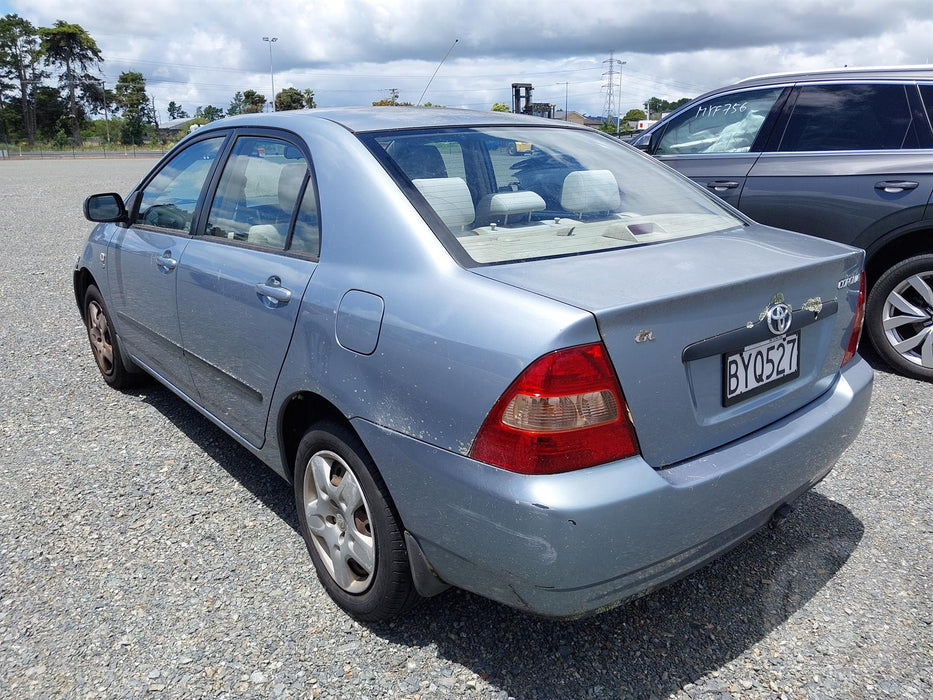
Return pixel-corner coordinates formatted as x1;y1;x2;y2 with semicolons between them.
294;421;419;620
865;254;933;380
83;285;140;389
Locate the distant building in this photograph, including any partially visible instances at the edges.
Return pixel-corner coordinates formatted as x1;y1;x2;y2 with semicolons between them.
553;111;605;128
156;117;198;138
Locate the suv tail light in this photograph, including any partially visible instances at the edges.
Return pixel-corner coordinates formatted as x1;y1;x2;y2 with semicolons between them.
470;342;640;475
842;272;866;366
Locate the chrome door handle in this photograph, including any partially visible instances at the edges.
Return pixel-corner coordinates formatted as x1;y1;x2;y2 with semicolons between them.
875;180;919;193
156;250;177;272
706;180;739;191
255;276;293;304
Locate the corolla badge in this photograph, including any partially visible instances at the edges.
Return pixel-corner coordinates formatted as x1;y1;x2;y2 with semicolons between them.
766;302;793;335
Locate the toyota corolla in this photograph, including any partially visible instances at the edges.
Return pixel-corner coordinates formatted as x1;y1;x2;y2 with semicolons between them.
75;107;872;620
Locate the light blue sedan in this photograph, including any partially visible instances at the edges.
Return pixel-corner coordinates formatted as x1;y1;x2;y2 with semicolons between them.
75;107;872;620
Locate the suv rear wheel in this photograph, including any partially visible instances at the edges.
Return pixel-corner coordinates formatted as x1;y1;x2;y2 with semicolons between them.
866;254;933;381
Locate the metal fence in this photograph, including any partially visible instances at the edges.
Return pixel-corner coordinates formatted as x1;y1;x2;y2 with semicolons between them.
0;145;167;160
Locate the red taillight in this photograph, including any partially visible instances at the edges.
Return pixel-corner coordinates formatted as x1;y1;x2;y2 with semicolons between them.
842;272;867;366
470;342;640;475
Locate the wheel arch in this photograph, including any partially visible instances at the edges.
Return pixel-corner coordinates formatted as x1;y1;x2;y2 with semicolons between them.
279;391;358;483
864;225;933;289
73;267;99;321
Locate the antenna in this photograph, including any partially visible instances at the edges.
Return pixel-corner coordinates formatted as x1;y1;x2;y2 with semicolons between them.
418;39;459;106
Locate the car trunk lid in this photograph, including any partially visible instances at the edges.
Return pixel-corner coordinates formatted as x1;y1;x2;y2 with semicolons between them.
472;226;864;468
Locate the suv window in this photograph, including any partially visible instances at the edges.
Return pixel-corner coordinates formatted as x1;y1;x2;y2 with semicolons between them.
134;137;224;231
654;87;784;155
778;84;917;151
919;84;933;125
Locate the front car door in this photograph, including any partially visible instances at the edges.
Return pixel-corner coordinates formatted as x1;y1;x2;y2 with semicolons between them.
175;132;321;446
648;86;788;207
739;82;933;247
107;135;226;396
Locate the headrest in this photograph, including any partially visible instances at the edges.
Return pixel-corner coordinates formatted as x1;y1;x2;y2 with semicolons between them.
278;163;307;207
560;170;621;214
412;177;475;229
390;142;448;179
247;224;286;248
475;190;546;224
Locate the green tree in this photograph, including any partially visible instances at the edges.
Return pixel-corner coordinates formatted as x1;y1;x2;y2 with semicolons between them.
201;104;223;121
167;100;188;119
491;102;510;112
113;71;150;145
228;91;245;116
644;96;692;119
241;89;265;113
33;84;66;140
622;108;646;123
302;88;316;109
598;117;619;135
275;87;304;111
0;14;45;145
39;20;103;145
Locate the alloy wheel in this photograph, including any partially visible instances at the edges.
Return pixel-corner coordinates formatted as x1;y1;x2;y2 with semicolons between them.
302;449;376;593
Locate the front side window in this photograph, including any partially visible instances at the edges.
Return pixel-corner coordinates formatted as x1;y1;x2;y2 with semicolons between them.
366;126;744;265
654;87;784;155
134;137;224;231
205;136;314;252
778;84;917;151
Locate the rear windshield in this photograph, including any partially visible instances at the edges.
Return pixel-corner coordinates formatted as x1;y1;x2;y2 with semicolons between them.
363;126;744;264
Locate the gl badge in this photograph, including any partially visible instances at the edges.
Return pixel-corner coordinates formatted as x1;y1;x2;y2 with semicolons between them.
766;302;793;335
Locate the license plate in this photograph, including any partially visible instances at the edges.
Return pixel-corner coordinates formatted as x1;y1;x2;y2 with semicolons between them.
723;332;800;406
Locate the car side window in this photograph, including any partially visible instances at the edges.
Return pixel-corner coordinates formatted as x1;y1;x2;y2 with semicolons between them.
289;182;321;257
134;137;224;231
654;88;783;155
778;84;917;151
921;85;933;123
204;136;311;251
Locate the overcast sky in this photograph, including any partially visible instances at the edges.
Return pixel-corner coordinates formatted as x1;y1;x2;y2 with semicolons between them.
3;0;931;120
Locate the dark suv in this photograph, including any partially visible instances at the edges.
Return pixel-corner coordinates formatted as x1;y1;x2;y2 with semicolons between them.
633;66;933;380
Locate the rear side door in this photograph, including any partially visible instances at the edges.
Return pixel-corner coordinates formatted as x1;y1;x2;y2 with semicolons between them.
175;132;321;447
648;86;788;207
107;135;227;395
740;82;933;247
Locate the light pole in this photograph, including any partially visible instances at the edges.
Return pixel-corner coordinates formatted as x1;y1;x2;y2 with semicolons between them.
615;59;627;135
262;36;278;111
558;82;569;120
98;79;110;146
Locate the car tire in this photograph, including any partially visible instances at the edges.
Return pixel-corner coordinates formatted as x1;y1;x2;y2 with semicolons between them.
865;254;933;381
83;285;141;389
294;421;420;621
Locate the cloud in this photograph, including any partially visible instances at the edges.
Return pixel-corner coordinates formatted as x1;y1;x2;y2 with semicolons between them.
7;0;931;116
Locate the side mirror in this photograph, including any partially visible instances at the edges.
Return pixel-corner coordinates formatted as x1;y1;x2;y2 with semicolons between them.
630;131;654;153
84;193;127;223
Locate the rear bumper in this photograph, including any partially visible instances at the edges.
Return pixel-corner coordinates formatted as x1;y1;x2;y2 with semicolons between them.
354;356;873;618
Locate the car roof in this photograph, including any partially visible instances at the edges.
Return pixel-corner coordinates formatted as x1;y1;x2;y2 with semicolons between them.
211;107;585;134
733;64;933;88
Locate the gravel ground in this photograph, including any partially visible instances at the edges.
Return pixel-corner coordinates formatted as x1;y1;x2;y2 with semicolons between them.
0;158;930;699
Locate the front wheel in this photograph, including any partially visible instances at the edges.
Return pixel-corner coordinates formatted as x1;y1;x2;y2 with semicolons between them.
294;421;419;620
865;254;933;381
83;285;140;389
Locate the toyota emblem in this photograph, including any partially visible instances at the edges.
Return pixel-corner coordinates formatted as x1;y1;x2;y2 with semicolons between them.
766;302;793;335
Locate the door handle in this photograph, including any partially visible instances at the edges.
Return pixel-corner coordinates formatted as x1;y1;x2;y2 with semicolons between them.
156;250;177;272
255;276;293;305
706;180;739;192
875;180;918;193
